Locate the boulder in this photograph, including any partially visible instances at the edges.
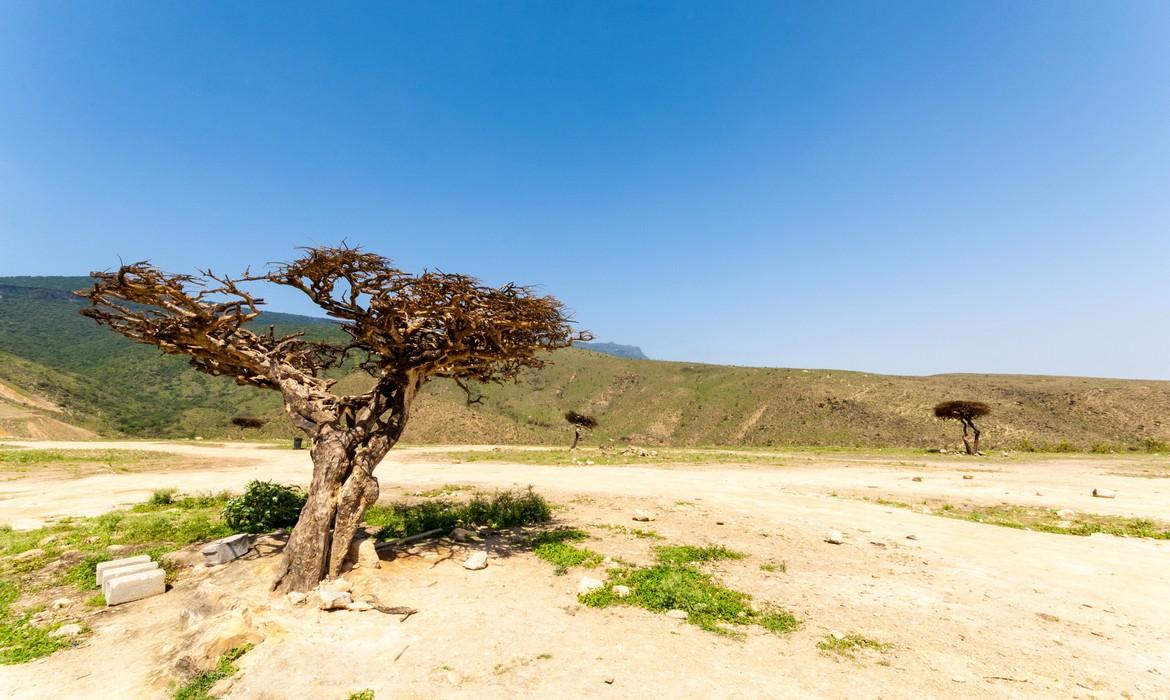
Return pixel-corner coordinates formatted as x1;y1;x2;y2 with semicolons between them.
201;534;254;566
286;591;307;606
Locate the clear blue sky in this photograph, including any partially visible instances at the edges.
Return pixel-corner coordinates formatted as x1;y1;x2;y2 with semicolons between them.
2;2;1168;379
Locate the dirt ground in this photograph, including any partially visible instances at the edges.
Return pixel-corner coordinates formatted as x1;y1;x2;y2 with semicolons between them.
1;440;1168;699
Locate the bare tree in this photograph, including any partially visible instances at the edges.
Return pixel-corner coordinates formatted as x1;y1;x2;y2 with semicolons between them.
933;400;991;455
564;410;598;450
79;246;586;592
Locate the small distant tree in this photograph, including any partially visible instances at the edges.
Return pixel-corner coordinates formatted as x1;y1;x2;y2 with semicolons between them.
933;400;991;455
79;246;587;591
564;410;598;450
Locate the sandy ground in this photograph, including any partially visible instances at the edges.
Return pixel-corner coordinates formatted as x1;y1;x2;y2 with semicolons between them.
1;441;1168;699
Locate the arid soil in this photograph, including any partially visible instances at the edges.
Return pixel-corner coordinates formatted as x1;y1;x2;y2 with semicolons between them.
1;441;1168;699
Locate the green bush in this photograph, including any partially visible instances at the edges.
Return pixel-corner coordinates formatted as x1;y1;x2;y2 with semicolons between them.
222;481;306;533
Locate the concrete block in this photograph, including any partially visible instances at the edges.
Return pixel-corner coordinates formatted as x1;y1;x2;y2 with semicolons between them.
98;561;159;587
202;534;254;565
95;555;151;586
104;568;165;606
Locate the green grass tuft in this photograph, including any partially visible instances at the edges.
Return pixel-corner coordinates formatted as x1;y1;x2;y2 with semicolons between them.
173;644;252;700
347;691;375;700
654;544;746;566
0;581;70;664
817;633;892;657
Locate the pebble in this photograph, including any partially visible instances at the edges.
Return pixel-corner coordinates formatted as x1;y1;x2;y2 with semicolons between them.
612;585;631;598
603;677;615;685
577;577;604;594
912;476;923;482
50;598;70;609
962;475;974;480
48;623;83;638
830;630;845;640
825;531;845;545
1092;488;1116;499
286;591;307;606
462;551;489;570
632;509;656;522
906;534;918;541
665;609;688;620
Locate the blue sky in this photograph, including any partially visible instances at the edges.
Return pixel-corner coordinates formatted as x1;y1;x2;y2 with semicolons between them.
2;2;1168;379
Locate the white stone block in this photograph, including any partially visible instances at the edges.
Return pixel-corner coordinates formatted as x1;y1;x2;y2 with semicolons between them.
98;561;159;588
95;555;151;586
104;568;166;605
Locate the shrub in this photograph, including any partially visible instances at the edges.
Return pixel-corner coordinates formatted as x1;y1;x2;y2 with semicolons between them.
222;481;306;533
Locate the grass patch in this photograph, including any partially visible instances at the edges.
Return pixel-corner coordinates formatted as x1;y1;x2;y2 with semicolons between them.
0;580;70;664
759;561;786;573
934;503;1170;539
594;524;664;539
366;488;551;540
173;643;252;700
441;447;789;467
532;529;602;575
654;544;746;566
817;633;892;658
416;484;475;498
0;448;196;477
347;691;375;700
578;544;796;637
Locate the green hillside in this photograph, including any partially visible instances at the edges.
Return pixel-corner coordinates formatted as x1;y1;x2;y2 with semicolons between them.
1;276;1168;451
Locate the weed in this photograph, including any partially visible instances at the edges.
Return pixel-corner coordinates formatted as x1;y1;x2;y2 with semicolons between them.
173;643;252;700
347;691;375;700
0;581;69;664
532;529;602;574
817;633;892;658
579;544;796;637
759;561;786;573
594;524;663;539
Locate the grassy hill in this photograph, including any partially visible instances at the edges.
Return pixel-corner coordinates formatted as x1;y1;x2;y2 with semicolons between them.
1;276;1168;451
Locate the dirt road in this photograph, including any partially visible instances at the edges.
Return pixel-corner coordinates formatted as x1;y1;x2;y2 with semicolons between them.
1;441;1168;698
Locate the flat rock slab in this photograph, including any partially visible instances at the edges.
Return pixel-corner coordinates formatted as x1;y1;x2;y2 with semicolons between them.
105;568;165;606
95;555;152;586
202;534;255;566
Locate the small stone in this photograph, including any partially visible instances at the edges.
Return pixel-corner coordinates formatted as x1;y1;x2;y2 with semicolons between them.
912;476;923;482
51;598;70;609
830;630;845;640
585;460;595;465
38;535;60;547
632;509;655;522
962;475;974;480
445;670;463;686
450;527;474;542
603;677;615;685
612;585;631;598
318;589;352;610
1056;509;1076;519
13;548;44;561
1035;491;1044;496
49;623;83;638
577;577;604;594
665;609;688;620
345;601;374;611
715;521;725;526
1092;488;1116;499
825;531;845;544
286;591;307;606
462;551;489;570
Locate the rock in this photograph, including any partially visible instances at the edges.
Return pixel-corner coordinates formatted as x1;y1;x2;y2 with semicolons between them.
450;527;474;542
38;535;60;547
665;609;688;620
612;585;631;598
603;676;615;685
286;591;307;606
830;630;845;640
911;476;923;482
1035;491;1044;496
906;534;919;540
356;538;380;570
632;509;656;522
106;544;128;553
201;534;254;566
1092;488;1116;499
462;551;489;570
715;521;725;526
962;475;974;480
1056;509;1076;519
825;531;845;545
207;677;234;697
345;601;374;611
318;589;352;610
323;576;352;593
51;598;70;609
13;548;44;561
49;623;83;639
585;460;595;465
577;577;604;594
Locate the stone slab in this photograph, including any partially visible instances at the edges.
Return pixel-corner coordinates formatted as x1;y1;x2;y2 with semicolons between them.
94;555;152;586
104;568;165;605
202;533;254;565
99;561;159;588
